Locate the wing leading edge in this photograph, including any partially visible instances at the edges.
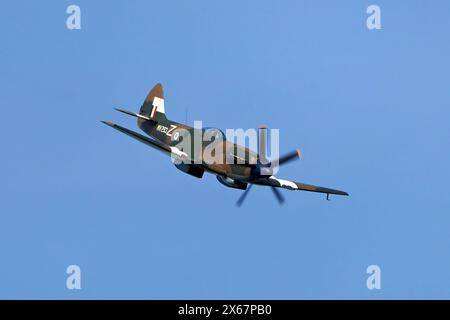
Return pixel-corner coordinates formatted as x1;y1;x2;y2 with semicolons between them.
265;176;349;196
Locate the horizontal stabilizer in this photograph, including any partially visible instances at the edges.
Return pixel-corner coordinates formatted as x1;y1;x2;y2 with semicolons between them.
114;108;154;121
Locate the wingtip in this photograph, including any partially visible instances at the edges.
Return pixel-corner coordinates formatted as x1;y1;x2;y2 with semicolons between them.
114;107;130;114
113;108;133;116
101;120;115;127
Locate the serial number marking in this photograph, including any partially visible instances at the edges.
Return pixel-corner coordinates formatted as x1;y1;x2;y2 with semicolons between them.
156;124;177;136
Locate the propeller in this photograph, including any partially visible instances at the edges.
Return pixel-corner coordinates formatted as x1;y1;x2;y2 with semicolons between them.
270;186;285;204
236;184;253;207
235;124;300;207
235;185;285;207
269;148;302;168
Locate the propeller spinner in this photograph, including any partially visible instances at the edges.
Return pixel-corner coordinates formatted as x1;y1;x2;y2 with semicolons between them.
236;125;301;207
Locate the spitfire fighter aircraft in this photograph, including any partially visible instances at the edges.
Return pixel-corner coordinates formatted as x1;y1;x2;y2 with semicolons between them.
102;83;348;206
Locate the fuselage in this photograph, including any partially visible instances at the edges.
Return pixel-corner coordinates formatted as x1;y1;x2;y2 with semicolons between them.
138;117;258;181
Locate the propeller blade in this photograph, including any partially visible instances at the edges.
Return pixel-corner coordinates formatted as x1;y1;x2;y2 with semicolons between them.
236;184;253;207
270;187;285;205
258;124;269;164
270;149;302;168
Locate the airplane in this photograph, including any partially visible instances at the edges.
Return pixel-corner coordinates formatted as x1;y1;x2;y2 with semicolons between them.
102;83;348;206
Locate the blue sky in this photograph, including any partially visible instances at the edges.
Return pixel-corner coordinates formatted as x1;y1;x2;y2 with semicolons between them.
1;0;450;299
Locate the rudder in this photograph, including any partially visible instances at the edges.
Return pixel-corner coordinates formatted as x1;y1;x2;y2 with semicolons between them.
139;83;167;122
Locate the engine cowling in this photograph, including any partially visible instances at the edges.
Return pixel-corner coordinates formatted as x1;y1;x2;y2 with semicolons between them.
174;163;204;178
216;175;247;190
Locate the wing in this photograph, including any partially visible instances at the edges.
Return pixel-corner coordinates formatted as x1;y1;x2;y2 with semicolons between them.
266;176;349;196
293;182;348;196
101;121;188;159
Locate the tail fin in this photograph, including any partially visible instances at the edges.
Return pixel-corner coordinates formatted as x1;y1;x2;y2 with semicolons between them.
139;83;167;122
